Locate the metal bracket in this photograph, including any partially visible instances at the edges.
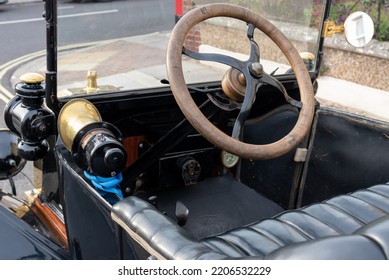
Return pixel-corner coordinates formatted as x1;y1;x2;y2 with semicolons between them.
294;148;308;162
322;21;345;38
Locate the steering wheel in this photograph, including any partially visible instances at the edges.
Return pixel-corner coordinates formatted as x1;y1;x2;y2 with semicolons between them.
166;4;315;160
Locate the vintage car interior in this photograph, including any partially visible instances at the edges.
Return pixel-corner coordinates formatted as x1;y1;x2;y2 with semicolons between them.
1;0;388;260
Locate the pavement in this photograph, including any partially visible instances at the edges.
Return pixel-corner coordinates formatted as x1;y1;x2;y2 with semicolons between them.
5;0;40;4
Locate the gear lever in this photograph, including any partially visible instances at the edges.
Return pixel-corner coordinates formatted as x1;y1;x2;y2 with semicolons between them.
175;201;189;226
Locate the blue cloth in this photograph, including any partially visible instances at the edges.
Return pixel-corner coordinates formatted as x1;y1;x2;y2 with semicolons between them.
84;171;124;203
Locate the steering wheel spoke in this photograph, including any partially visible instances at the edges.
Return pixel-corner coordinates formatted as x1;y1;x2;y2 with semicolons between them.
247;24;261;63
183;47;244;70
231;76;260;139
260;73;302;109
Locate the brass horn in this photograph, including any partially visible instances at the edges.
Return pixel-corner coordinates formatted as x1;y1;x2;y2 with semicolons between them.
58;99;102;151
58;99;127;177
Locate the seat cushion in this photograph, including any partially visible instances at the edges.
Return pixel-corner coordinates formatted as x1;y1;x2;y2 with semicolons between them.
202;185;389;259
111;183;389;259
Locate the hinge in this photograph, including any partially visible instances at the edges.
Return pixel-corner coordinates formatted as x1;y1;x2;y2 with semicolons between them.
322;21;345;38
294;148;308;162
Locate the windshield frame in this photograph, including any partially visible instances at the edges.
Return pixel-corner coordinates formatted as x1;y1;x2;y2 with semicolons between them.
44;0;332;114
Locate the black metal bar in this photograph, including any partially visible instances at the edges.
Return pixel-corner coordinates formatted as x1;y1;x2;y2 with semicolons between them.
8;175;16;196
44;0;60;115
115;224;124;260
314;0;333;75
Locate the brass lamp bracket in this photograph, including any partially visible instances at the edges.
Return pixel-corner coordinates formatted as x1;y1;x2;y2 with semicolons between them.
66;70;118;95
84;70;100;94
322;20;345;38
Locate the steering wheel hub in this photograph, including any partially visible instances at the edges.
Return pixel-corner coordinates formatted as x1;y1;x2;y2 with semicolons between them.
221;68;246;102
249;62;264;77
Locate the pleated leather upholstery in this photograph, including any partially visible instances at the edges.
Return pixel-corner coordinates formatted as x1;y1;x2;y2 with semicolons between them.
112;184;389;259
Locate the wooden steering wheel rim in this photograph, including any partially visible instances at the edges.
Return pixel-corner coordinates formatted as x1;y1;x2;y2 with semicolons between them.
166;4;315;160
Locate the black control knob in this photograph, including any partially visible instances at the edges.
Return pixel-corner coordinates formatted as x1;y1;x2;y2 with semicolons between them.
104;148;126;173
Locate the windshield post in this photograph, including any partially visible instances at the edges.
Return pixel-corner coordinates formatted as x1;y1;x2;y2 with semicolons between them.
44;0;60;115
314;0;333;75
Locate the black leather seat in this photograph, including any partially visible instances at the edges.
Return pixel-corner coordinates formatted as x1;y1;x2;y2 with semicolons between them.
111;183;389;259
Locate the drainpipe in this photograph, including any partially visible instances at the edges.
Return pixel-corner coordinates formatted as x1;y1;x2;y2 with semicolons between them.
175;0;183;23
